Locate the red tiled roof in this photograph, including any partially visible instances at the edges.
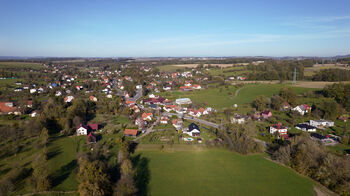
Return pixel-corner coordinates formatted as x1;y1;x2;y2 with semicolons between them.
124;129;139;136
88;124;98;131
0;102;17;113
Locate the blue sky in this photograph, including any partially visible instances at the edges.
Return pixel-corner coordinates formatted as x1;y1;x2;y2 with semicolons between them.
0;0;350;57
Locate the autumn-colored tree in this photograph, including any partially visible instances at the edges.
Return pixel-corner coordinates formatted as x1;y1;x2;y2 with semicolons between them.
40;127;49;146
77;157;111;196
31;153;51;191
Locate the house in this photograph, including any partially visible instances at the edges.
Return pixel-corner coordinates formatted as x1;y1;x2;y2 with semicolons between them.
310;119;334;129
136;85;142;89
270;124;288;134
282;102;290;111
64;96;74;103
251;112;261;120
55;91;62;96
27;100;33;108
172;119;183;130
142;112;153;121
175;98;192;105
160;116;169;124
261;110;272;119
231;114;247;124
124;129;139;137
310;133;330;143
88;124;99;132
30;89;37;94
184;123;200;137
291;104;311;115
295;123;316;132
125;99;135;106
163;86;171;91
193;84;201;89
0;102;17;114
87;132;97;143
89;96;98;102
77;124;88;136
339;115;348;122
30;110;38;117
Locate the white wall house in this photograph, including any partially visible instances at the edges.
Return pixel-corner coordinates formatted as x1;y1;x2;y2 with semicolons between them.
310;120;334;128
270;124;288;134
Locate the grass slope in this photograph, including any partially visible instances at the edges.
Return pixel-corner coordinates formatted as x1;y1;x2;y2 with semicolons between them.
135;148;314;196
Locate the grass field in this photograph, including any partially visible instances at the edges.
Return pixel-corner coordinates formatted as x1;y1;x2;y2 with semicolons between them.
135;147;315;196
159;84;313;109
0;61;43;69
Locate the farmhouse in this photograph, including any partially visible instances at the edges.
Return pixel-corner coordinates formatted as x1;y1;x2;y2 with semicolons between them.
295;123;316;132
124;129;139;137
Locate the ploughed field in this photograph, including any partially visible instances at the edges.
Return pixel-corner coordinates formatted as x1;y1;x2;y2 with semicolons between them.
135;146;315;196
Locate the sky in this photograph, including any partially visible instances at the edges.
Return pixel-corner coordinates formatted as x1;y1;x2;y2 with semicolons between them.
0;0;350;57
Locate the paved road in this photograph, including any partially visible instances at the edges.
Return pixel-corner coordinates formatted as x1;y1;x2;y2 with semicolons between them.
163;112;219;129
114;85;142;102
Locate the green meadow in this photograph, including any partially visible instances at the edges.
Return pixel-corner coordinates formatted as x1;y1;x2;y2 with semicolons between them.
135;146;315;196
159;83;314;109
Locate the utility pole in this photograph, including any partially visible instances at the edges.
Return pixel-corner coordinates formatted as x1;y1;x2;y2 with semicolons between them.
292;67;298;84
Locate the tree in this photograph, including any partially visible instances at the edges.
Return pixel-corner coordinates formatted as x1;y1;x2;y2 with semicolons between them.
114;159;137;196
271;95;284;110
40;127;49;146
31;153;51;191
279;87;297;106
253;95;266;111
77;157;111;196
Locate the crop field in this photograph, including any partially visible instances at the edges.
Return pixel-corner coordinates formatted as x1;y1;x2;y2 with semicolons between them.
134;147;315;196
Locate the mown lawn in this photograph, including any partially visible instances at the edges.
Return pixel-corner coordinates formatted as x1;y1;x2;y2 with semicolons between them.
135;147;315;196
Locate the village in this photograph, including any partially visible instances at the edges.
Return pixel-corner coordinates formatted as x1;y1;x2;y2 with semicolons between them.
0;62;346;147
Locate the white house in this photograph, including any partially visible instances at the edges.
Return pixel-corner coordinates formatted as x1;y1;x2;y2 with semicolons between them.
175;98;192;105
270;124;288;134
231;115;246;124
30;89;37;94
64;96;74;103
76;124;88;136
184;123;200;137
136;85;142;89
310;120;334;128
291;104;311;115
